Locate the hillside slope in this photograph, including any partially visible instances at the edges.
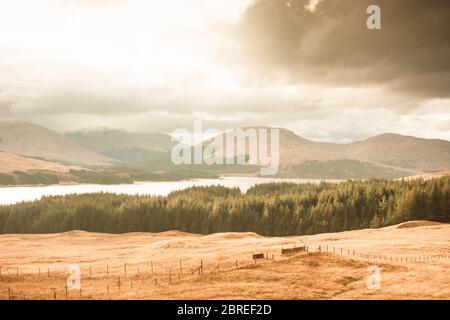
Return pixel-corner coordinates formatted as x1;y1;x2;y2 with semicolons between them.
0;151;80;173
3;121;450;179
65;129;175;153
0;120;112;166
65;129;176;163
340;133;450;172
0;221;448;300
209;128;450;178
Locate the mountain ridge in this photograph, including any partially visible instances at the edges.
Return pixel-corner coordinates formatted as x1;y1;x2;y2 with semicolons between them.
2;120;450;179
204;127;450;177
0;120;113;166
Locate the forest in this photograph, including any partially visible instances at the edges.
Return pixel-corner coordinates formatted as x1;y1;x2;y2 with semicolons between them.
0;177;449;236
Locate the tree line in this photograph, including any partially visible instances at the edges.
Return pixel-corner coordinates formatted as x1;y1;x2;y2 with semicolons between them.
0;177;449;235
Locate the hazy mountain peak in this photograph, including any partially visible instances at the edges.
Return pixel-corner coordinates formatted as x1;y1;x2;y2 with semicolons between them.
65;128;175;154
368;132;449;143
2;120;450;178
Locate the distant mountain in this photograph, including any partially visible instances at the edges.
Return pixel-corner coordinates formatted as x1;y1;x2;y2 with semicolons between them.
208;128;450;179
274;130;450;175
3;120;450;180
339;133;450;172
65;128;175;153
0;120;112;166
65;128;176;163
204;127;335;163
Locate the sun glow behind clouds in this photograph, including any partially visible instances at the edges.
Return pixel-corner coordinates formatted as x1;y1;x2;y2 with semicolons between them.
0;0;251;79
0;0;449;142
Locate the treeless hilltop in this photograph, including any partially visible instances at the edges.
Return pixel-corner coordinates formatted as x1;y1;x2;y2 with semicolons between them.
0;120;112;166
0;221;449;300
210;128;450;177
0;151;81;173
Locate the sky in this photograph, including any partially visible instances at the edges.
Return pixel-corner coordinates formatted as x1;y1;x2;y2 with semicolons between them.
0;0;449;143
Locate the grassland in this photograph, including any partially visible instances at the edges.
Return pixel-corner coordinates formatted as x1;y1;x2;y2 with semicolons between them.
0;221;449;300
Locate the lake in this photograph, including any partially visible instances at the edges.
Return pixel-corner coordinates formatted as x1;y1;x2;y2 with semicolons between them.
0;177;342;205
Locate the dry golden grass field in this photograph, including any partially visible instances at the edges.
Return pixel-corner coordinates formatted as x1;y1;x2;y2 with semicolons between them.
0;221;449;300
0;151;81;174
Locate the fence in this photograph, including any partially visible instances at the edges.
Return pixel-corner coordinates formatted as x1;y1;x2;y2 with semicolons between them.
1;243;449;300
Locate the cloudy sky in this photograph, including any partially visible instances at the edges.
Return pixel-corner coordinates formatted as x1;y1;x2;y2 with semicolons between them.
0;0;449;142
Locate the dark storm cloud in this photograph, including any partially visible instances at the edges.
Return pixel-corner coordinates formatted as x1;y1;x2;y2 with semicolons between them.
235;0;450;98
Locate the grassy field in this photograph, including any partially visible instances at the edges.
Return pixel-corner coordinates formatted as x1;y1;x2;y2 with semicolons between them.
0;221;449;300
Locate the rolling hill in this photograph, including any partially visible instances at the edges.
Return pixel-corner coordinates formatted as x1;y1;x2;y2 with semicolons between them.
2;120;450;180
1;221;449;299
339;133;450;172
0;151;80;173
0;120;112;166
208;128;450;178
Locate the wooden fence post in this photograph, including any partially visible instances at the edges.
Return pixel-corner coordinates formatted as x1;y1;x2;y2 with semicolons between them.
53;288;56;300
8;287;11;300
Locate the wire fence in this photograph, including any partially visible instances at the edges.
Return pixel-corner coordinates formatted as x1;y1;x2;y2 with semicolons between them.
1;243;449;300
